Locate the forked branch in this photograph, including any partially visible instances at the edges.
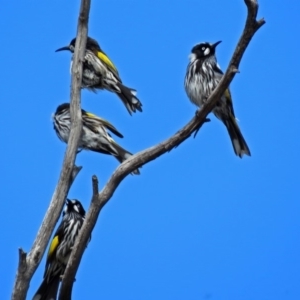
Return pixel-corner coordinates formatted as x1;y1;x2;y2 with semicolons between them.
59;0;265;298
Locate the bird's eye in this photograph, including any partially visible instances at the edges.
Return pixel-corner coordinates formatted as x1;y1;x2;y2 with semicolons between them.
202;47;206;51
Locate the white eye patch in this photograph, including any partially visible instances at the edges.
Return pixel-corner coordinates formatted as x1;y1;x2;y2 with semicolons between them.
204;48;210;56
73;205;79;213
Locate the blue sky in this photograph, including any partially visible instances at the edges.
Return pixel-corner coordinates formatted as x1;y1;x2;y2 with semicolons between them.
1;0;299;299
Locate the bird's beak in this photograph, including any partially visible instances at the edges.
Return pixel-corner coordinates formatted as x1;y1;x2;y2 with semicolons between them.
212;41;222;49
55;46;70;52
66;199;72;205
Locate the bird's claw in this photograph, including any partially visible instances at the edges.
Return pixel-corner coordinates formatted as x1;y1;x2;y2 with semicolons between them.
193;116;211;138
193;127;201;138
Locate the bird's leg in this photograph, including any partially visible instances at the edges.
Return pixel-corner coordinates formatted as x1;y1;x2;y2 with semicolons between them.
193;110;210;138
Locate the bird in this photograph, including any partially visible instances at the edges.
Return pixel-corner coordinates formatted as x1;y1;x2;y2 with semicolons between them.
32;199;87;300
53;103;140;175
55;37;142;115
184;41;251;158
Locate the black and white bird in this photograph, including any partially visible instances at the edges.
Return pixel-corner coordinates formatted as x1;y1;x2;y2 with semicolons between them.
53;103;140;174
32;199;87;300
184;41;251;157
56;37;142;115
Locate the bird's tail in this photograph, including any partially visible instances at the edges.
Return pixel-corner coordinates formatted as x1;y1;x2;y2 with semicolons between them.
112;142;140;175
102;79;142;115
32;274;60;300
224;115;251;158
115;82;143;115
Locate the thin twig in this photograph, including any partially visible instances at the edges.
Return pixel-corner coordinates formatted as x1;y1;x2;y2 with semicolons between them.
59;0;265;298
92;175;99;196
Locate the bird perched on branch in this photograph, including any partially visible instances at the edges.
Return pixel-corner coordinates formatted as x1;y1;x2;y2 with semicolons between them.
184;41;251;157
32;199;87;300
53;103;140;175
56;37;142;115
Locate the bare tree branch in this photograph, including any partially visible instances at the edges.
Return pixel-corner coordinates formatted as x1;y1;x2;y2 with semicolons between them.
59;0;265;298
10;0;91;297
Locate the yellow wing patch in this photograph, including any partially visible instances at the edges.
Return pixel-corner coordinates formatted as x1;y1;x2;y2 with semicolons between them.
224;89;232;101
48;235;59;258
84;112;123;138
97;51;118;73
85;112;97;119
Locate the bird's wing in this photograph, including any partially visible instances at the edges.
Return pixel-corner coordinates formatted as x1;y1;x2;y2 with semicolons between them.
83;112;124;138
47;226;63;260
212;63;235;116
44;223;64;276
96;50;122;81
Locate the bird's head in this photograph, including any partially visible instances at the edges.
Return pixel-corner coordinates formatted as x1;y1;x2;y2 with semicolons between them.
189;41;221;61
54;103;70;116
55;36;101;53
64;199;86;217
